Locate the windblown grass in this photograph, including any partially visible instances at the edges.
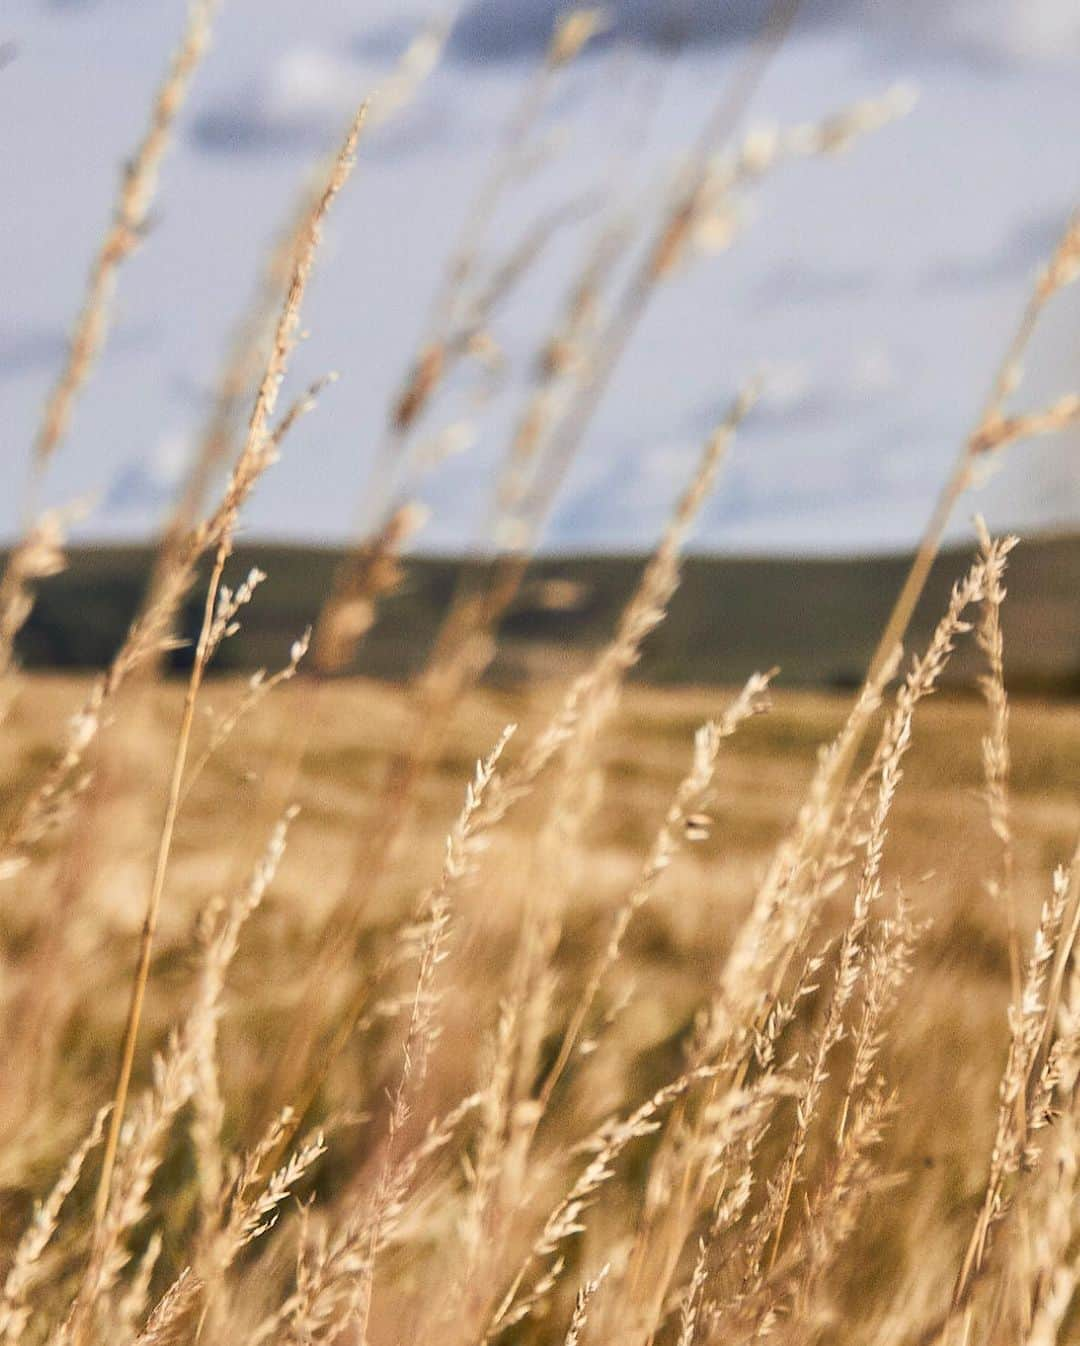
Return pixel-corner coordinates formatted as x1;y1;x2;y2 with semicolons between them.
2;6;1080;1344
0;664;1077;1344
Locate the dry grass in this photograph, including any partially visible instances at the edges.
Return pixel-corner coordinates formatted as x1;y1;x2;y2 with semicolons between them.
0;666;1077;1344
2;6;1080;1344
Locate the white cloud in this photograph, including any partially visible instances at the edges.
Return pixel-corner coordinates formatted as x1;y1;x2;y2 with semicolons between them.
267;47;357;123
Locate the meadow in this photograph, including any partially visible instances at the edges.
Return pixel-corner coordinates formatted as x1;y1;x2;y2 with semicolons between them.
0;662;1077;1343
2;3;1080;1344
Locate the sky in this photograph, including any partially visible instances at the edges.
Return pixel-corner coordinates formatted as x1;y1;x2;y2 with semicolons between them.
2;0;1080;556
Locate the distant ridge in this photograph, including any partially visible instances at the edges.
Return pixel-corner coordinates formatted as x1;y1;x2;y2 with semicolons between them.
9;536;1080;693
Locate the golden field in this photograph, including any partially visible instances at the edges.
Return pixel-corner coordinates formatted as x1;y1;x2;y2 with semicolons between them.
0;664;1076;1343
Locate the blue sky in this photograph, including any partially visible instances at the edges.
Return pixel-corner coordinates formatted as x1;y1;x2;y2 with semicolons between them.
3;0;1080;554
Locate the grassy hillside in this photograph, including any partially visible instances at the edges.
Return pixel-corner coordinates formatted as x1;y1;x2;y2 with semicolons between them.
12;533;1080;691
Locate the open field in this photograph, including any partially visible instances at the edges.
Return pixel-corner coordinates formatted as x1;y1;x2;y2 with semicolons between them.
0;669;1076;1342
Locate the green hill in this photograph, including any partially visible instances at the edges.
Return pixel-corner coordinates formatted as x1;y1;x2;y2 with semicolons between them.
9;536;1080;693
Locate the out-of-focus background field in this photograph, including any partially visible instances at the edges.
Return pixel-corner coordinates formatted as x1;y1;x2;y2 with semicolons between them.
2;670;1076;1334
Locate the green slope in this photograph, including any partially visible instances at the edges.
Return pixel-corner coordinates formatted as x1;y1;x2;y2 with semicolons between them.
8;537;1080;692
